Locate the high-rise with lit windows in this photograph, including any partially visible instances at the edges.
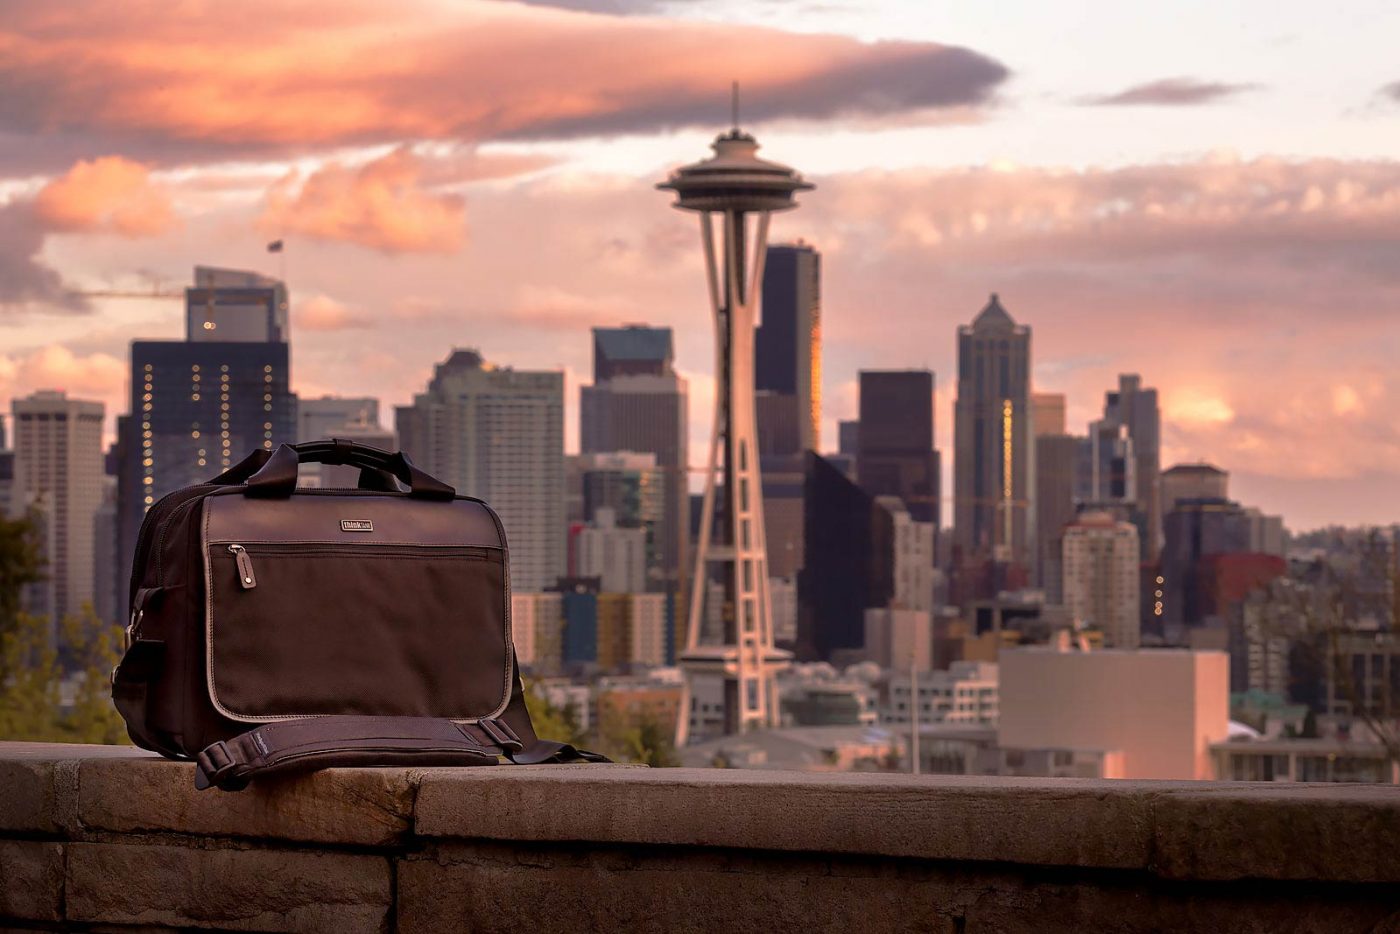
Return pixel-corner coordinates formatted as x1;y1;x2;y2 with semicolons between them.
116;267;295;596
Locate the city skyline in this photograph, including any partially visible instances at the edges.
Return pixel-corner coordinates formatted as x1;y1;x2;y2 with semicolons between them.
0;2;1397;532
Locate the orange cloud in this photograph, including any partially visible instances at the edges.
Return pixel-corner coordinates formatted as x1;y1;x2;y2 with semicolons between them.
31;156;175;236
0;0;1006;166
260;148;466;253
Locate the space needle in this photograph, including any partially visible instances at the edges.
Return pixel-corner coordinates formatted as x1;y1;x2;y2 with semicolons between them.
658;96;812;743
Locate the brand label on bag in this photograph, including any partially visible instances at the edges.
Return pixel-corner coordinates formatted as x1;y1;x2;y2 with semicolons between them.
340;519;374;532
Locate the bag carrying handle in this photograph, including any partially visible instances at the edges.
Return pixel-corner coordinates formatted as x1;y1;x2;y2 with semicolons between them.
208;446;403;494
244;440;455;500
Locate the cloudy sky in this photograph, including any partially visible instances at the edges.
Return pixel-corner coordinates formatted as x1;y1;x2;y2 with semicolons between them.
2;0;1398;531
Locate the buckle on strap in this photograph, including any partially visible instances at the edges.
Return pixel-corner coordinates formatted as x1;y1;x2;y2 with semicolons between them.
477;718;523;752
194;741;235;791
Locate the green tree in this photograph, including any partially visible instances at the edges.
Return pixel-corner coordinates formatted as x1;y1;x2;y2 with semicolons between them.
524;679;588;747
0;612;62;740
58;605;128;744
0;511;45;655
0;605;128;745
594;708;679;767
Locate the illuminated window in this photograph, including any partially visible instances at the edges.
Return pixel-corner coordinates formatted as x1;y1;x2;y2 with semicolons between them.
203;321;215;330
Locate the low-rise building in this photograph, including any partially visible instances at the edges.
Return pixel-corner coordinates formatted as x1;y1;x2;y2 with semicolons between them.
880;661;999;726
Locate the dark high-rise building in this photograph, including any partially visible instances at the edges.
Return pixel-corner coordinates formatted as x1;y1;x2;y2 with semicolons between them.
1102;374;1161;561
580;326;688;595
1034;433;1081;601
593;325;673;381
118;342;295;587
116;267;295;597
1160;497;1251;634
953;294;1034;596
856;370;939;527
755;242;820;457
796;453;894;662
838;420;859;457
550;577;602;666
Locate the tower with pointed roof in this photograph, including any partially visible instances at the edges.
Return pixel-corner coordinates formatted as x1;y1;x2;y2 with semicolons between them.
953;293;1036;599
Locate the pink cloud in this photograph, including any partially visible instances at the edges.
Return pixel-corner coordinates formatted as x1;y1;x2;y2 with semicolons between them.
294;294;373;332
31;156;175;236
0;344;127;417
260;148;466;254
0;0;1007;168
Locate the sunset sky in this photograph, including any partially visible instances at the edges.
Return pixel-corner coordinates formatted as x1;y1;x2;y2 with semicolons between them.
1;0;1398;531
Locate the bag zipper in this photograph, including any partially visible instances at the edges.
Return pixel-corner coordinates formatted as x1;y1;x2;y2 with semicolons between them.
219;542;496;592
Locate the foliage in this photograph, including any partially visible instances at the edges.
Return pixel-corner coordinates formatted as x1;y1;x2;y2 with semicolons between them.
524;679;589;748
591;705;680;767
0;606;129;745
604;711;681;768
0;510;46;654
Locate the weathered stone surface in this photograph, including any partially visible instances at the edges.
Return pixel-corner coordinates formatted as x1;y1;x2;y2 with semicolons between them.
415;767;1154;870
398;840;1400;934
398;842;962;934
0;840;63;922
0;741;149;833
1151;783;1400;883
65;842;391;933
79;754;418;846
6;742;1400;933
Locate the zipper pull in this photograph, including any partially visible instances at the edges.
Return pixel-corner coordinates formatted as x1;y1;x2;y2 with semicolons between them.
228;544;256;589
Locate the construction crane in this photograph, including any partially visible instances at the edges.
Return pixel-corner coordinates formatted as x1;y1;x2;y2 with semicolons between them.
76;288;182;300
75;272;182;300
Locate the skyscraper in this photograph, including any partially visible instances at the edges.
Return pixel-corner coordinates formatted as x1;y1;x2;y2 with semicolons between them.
755;242;821;457
396;349;565;592
1160;497;1251;634
1101;374;1162;560
1061;511;1142;648
1031;392;1066;437
796;453;894;662
117;267;296;596
296;396;379;443
580;326;688;594
574;508;648;594
1161;463;1229;514
953;294;1035;596
185;265;289;343
856;370;940;528
296;396;391;488
1034;432;1082;601
10;390;104;628
592;325;673;381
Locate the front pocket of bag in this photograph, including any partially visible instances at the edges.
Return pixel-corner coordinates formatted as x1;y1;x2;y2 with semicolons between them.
206;543;509;722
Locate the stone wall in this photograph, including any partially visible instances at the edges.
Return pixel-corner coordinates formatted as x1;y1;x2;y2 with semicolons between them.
2;742;1399;932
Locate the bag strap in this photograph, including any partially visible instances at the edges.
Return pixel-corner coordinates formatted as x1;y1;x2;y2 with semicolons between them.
194;653;611;791
194;715;523;791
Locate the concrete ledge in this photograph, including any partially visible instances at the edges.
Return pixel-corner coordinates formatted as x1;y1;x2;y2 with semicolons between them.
3;742;1400;933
